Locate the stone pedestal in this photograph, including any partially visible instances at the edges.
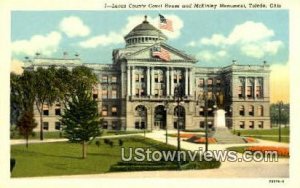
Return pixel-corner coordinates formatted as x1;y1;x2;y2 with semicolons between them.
212;109;245;144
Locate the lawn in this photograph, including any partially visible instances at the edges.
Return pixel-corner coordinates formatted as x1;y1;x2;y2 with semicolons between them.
11;136;220;177
11;136;155;177
233;127;289;136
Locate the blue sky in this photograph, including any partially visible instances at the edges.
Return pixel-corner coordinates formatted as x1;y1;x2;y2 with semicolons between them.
11;10;289;67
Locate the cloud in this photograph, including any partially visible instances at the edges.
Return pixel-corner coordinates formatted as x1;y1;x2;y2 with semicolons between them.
270;62;289;103
12;31;62;56
79;14;184;48
188;21;283;59
11;59;24;74
196;50;228;62
59;16;90;37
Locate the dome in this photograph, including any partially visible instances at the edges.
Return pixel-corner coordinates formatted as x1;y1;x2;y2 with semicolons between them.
124;16;167;47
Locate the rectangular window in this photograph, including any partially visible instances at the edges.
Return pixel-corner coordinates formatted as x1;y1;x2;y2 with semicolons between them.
199;78;204;87
43;104;49;116
55;122;61;130
173;74;177;83
43;122;49;130
249;121;254;129
239;121;245;129
111;106;117;116
178;74;183;83
199;107;204;116
159;75;164;83
154;74;158;83
216;79;221;86
258;121;264;128
247;86;253;98
112;90;117;99
135;74;139;82
102;89;108;99
140;89;145;96
207;78;213;86
102;75;108;83
256;86;262;98
102;105;108;116
155;89;159;97
140;74;145;82
102;121;108;129
135;88;139;96
249;106;254;116
238;86;244;98
111;76;117;83
55;108;61;116
199;121;205;128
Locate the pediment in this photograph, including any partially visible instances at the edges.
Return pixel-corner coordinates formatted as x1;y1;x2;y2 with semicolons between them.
124;43;197;63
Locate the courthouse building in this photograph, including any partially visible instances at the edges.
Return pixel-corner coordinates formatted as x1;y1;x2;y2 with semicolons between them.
25;16;271;132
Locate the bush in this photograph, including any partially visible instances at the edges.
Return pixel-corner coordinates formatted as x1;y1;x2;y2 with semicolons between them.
95;140;100;148
118;139;123;146
10;158;16;172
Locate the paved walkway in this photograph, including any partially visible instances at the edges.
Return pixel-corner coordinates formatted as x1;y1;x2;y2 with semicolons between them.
12;130;289;178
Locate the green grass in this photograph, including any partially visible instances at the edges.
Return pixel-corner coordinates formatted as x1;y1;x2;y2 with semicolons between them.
11;136;220;177
250;136;289;143
11;137;154;177
233;127;289;136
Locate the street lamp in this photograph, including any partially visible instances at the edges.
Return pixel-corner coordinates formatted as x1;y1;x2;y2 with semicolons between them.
174;84;184;170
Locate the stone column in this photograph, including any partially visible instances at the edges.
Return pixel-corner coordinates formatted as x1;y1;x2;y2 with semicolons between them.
166;67;170;96
170;68;174;95
151;67;155;95
131;67;135;96
189;68;193;96
127;65;131;96
147;66;150;95
254;77;256;99
185;68;189;96
244;77;247;98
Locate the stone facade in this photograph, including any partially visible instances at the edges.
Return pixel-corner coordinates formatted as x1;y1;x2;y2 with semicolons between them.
25;17;271;132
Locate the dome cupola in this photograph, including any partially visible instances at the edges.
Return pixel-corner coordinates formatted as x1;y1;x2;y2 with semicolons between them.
124;16;167;47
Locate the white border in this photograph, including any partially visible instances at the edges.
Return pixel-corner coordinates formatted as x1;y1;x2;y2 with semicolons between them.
1;0;299;188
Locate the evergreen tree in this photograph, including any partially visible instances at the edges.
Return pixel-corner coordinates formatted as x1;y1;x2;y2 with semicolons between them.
16;107;37;148
61;84;101;159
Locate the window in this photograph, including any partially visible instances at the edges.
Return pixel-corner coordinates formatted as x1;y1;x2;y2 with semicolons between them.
173;74;177;83
208;121;213;128
111;76;117;83
102;89;108;99
102;75;108;83
55;122;61;130
257;105;264;116
155;89;159;97
199;78;204;87
258;121;264;129
199;107;204;116
256;86;262;98
178;74;183;83
140;74;145;82
112;90;117;99
247;86;253;98
200;121;205;128
159;75;164;83
249;121;254;129
239;106;245;116
43;105;49;116
135;74;139;82
216;79;221;86
155;74;158;83
140;89;145;96
102;105;108;116
102;121;108;129
249;105;254;116
43;122;49;130
238;86;244;98
135;88;139;96
112;106;118;116
207;78;213;86
239;121;245;129
55;108;61;116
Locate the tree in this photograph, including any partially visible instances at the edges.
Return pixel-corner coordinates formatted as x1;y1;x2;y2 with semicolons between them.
16;107;37;148
61;84;101;159
34;66;60;140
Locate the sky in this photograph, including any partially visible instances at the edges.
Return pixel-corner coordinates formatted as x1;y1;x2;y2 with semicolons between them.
11;10;289;102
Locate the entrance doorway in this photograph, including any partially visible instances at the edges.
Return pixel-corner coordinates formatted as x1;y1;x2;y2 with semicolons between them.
154;105;166;129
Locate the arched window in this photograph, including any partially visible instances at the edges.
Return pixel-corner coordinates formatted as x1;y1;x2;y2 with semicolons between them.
239;106;245;116
249;105;254;116
257;105;264;116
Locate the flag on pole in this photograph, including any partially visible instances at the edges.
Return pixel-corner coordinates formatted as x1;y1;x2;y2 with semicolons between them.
152;46;171;61
159;14;173;32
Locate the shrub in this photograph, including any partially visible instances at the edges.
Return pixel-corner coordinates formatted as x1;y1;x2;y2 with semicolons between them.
10;158;16;173
95;140;100;148
118;139;123;146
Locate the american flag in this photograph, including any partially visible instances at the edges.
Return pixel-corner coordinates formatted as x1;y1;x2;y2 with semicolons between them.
159;14;173;32
152;46;170;61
